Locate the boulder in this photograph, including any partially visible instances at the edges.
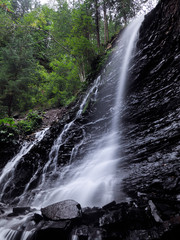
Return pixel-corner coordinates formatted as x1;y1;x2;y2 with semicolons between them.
41;199;82;220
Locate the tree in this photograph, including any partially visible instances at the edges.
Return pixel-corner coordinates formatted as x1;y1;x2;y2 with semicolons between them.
0;0;153;117
102;0;109;44
0;0;14;47
94;0;101;47
109;0;150;25
69;3;96;81
22;5;53;66
52;0;96;82
11;0;40;18
0;31;37;116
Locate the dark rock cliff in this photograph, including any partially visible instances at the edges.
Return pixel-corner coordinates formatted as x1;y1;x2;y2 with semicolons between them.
122;0;180;201
119;0;180;237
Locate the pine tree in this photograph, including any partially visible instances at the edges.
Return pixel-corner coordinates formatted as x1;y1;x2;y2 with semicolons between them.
0;31;37;116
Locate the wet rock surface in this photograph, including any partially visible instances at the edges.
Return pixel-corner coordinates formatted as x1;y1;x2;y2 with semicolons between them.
0;97;84;202
0;198;180;240
0;140;21;170
121;0;180;204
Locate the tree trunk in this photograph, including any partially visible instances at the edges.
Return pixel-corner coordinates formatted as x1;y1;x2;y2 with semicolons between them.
79;62;86;82
103;0;109;44
94;0;100;48
8;94;13;117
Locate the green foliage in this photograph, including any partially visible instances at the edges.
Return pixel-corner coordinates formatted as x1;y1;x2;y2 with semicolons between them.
0;29;37;116
0;0;13;10
11;0;38;18
18;110;43;135
0;0;150;121
0;117;16;127
0;117;19;146
29;56;81;109
0;8;14;47
0;110;42;146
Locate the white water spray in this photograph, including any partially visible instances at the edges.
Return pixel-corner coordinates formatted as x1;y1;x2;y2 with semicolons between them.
0;17;143;211
0;16;144;240
31;17;144;208
112;17;143;130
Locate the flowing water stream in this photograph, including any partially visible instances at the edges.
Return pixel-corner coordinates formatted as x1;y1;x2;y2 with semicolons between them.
0;16;143;239
30;17;144;208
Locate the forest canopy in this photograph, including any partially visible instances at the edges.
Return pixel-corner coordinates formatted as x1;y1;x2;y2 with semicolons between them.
0;0;152;118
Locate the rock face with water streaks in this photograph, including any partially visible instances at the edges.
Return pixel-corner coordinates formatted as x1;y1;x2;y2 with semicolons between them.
122;0;180;203
118;0;180;237
0;99;83;202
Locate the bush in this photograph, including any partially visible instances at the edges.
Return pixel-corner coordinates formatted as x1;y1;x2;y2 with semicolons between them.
18;110;43;135
0;111;43;146
0;118;19;146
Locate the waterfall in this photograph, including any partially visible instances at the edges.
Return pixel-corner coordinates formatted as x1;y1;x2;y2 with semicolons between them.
0;16;144;240
30;17;144;208
0;17;143;208
112;17;143;130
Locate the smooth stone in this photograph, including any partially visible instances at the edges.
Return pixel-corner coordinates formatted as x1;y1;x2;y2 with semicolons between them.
41;199;82;220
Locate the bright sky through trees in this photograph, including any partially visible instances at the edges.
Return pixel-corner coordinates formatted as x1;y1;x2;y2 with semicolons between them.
40;0;158;8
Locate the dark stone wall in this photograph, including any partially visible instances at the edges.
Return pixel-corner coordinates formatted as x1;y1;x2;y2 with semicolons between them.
129;0;180;91
122;0;180;202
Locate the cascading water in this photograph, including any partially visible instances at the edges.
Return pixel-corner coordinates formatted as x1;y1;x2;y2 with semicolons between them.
0;128;48;240
30;16;144;208
0;16;144;240
0;128;49;200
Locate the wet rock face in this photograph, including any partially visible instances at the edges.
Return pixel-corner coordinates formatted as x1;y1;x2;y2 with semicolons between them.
1;198;180;240
130;0;180;91
122;0;180;202
0;99;84;202
0;141;20;170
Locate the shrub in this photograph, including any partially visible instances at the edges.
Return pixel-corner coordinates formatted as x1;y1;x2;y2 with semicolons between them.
18;110;43;135
0;111;43;146
0;118;19;146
